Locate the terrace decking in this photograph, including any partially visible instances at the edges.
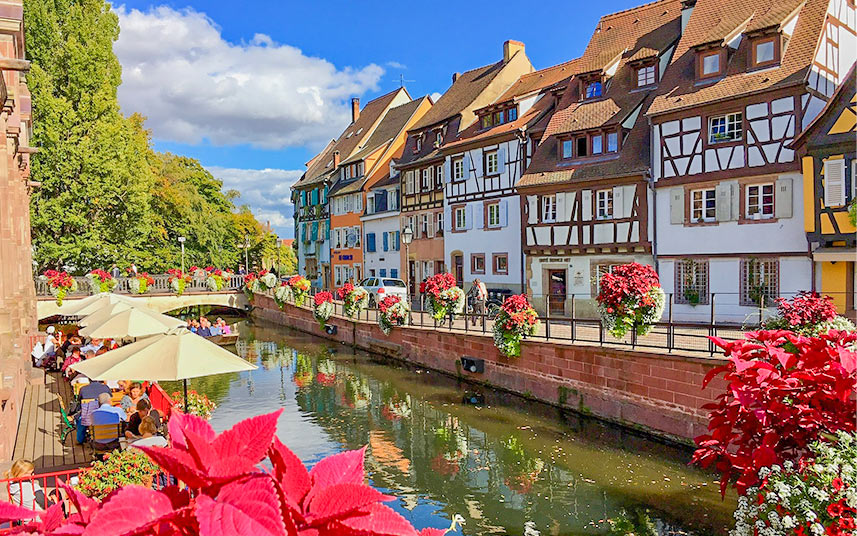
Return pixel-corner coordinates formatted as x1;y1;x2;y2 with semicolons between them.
12;372;92;471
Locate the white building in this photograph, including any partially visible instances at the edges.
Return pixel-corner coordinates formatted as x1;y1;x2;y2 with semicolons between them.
361;174;402;280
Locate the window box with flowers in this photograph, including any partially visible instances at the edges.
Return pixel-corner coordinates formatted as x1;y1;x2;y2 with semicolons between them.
40;270;78;306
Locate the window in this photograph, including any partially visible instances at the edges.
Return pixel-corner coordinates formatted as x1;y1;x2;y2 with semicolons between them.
690;188;716;222
493;111;503;125
542;194;557;222
455;207;467;230
487;202;500;228
596;189;613;220
405;171;416;195
576;137;588;157
752;37;778;68
746;183;775;219
741;258;779;306
485;150;499;175
435;164;443;188
436;132;443;146
420;214;430;237
637;65;656;86
675;260;709;305
823;159;847;207
452;158;465;181
699;50;722;78
592;134;603;155
422;261;433;279
584;81;602;99
471;254;485;275
436;212;444;234
561;139;573;159
415;136;422;152
607;131;619;153
481;115;492;129
421;168;431;190
709;112;742;143
493;253;508;275
507;107;518;121
593;263;621;294
390;189;399;210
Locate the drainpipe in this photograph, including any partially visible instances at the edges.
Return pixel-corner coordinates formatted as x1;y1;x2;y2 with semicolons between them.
647;170;657;273
516;128;528;294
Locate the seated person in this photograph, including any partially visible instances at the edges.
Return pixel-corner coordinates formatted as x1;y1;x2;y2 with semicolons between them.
61;347;83;377
3;460;59;511
120;382;149;413
90;393;126;450
78;380;111;402
128;416;168;449
197;318;212;337
124;398;161;439
70;372;90;389
218;319;231;335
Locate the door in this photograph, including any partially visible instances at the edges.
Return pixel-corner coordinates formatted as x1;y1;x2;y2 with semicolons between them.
408;260;417;296
453;255;464;285
548;270;566;316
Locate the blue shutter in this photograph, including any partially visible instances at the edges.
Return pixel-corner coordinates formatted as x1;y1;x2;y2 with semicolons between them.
322;186;328;204
394;231;400;251
383;233;389;251
380;269;387;277
391;269;398;279
367;233;376;252
300;191;307;206
311;189;319;205
311;221;319;241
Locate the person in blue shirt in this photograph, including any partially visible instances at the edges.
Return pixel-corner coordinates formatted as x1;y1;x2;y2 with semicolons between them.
197;317;212;337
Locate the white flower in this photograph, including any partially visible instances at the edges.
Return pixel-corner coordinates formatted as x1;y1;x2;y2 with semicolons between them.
810;523;824;536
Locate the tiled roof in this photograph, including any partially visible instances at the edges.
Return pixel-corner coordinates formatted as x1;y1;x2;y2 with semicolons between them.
493;58;581;103
371;173;400;189
648;0;826;116
341;97;430;166
409;60;508;131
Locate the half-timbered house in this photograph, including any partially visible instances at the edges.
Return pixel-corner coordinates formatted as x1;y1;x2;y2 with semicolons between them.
517;0;683;317
647;0;856;322
440;59;579;293
791;64;856;316
394;41;533;296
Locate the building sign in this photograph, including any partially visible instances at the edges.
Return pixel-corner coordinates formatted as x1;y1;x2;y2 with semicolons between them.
338;254;353;261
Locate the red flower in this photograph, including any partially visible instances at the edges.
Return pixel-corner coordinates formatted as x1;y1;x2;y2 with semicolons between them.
828;500;846;517
314;291;334;306
832;477;844;492
337;282;355;300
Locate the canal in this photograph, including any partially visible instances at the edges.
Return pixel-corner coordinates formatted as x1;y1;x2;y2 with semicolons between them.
165;319;735;536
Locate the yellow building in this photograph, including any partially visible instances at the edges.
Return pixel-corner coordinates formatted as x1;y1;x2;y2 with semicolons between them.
793;65;856;316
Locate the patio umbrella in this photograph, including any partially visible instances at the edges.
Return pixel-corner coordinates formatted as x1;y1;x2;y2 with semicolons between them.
77;301;137;327
79;307;185;339
62;293;137;317
70;328;256;411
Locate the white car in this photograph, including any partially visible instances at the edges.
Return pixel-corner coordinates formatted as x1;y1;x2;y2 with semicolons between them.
359;277;408;306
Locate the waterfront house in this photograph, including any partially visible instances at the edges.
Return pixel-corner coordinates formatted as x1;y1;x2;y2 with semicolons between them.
791;64;857;316
440;59;579;294
329;96;432;286
395;40;534;296
647;0;856;323
293;89;411;288
362;173;403;281
517;0;684;317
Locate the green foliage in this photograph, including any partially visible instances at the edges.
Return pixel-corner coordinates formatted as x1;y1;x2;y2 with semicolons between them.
76;448;159;500
25;0;279;274
849;198;857;227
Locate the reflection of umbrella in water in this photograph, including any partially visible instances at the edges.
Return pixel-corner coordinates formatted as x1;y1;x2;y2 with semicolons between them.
70;328;257;411
62;293;137;317
79;307;185;339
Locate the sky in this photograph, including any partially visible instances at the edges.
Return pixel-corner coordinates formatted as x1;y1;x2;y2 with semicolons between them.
113;0;646;237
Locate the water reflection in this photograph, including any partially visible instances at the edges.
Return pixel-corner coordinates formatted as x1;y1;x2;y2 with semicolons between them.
171;321;734;536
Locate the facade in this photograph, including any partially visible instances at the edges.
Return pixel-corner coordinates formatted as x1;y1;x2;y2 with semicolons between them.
362;174;403;280
396;40;534;296
293;89;411;288
440;60;578;294
647;0;857;322
329;95;430;286
517;0;683;317
791;65;857;316
0;0;35;462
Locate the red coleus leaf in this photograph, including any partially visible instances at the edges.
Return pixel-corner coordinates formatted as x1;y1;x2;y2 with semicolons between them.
136;445;210;489
309;446;366;490
419;529;448;536
212;409;283;467
195;476;285;536
335;503;418;536
0;500;37;523
269;437;311;510
168;410;216;450
82;486;178;536
305;483;392;525
40;503;65;533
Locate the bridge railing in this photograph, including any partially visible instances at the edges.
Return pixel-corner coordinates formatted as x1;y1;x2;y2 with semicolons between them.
35;274;245;298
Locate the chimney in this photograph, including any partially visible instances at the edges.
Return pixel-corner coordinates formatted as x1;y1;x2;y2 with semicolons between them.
333;150;341;168
452;72;460;83
503;40;525;62
351;98;360;123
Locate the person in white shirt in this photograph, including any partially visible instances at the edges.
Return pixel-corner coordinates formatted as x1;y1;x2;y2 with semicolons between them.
128;416;167;449
469;278;488;326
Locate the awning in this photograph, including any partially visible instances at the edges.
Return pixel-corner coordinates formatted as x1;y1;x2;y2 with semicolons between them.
812;247;857;262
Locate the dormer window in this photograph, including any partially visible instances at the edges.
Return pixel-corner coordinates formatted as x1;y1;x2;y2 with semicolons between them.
697;49;725;79
751;35;780;69
636;64;657;87
415;136;422;152
435;132;443;146
584;81;602;99
478;106;519;130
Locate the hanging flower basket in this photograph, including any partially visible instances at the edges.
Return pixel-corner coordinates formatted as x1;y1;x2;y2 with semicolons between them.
85;269;117;295
287;275;311;307
762;291;856;336
170;390;216;420
378;295;410;335
313;291;334;327
204;267;230;291
274;281;293;308
40;270;78;306
128;272;155;295
422;273;465;321
492;294;539;357
167;269;192;296
596;262;665;338
337;283;369;319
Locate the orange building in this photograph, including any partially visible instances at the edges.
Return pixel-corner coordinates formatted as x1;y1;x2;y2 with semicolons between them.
328;94;432;286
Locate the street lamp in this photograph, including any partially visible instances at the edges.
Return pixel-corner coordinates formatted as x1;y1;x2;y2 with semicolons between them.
401;226;413;302
178;236;186;274
243;235;250;272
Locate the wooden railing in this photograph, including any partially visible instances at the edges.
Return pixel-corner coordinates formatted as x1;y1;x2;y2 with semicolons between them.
35;274;245;298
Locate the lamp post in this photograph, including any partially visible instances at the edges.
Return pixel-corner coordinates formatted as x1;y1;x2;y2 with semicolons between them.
178;236;186;275
401;226;413;305
275;235;281;276
243;235;250;271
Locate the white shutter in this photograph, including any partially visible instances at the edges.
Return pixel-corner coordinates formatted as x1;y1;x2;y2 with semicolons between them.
474;203;484;229
474;151;483;178
729;181;741;220
775;177;793;219
581;190;593;221
824;159;846;207
669;187;684;224
444;158;451;184
463;154;471;180
612;186;625;218
556;193;567;222
715;183;731;222
527;195;538;224
357;194;363;212
497;146;506;174
564;191;576;222
428;214;435;238
465;205;473;230
499;200;508;227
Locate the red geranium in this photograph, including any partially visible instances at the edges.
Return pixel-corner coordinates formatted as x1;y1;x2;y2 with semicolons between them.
378;295;401;312
88;269;113;283
422;273;455;300
595;262;660;312
313;291;334;306
337;282;355;300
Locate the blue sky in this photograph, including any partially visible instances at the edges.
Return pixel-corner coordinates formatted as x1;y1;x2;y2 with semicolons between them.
113;0;645;236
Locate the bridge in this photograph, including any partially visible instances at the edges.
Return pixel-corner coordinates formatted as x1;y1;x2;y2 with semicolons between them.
36;273;249;319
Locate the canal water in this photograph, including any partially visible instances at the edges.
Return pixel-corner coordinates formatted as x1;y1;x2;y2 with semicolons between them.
165;319;735;536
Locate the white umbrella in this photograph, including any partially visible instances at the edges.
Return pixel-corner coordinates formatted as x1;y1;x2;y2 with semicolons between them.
62;293;137;317
70;328;256;411
77;301;137;327
78;307;185;339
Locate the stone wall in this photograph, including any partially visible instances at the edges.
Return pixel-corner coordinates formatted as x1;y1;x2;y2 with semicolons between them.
252;295;728;443
0;0;35;464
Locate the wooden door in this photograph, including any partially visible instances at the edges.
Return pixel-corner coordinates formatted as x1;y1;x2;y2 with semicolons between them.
453;255;463;285
548;270;566;315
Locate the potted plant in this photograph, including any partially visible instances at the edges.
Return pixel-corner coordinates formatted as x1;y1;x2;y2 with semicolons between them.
683;287;701;306
313;291;334;328
274;281;293;308
337;282;369;319
75;449;160;500
287;275;311;307
40;270;78;306
762;291;856;336
166;269;192;296
422;273;465;321
128;272;154;295
85;269;117;294
378;295;410;335
492;294;539;357
596;262;665;338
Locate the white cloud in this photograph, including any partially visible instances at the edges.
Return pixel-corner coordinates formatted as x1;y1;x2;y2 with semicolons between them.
114;6;385;149
209;166;302;236
386;61;407;69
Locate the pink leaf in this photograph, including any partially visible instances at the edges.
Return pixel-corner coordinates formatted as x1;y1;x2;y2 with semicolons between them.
419;528;448;536
40;503;65;532
82;486;176;536
183;428;220;474
212;409;283;466
0;500;37;523
838;347;857;374
309;447;366;490
168;410;216;450
336;503;418;536
268;438;311;509
306;483;391;525
136;446;210;489
58;481;99;525
195;476;285;536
